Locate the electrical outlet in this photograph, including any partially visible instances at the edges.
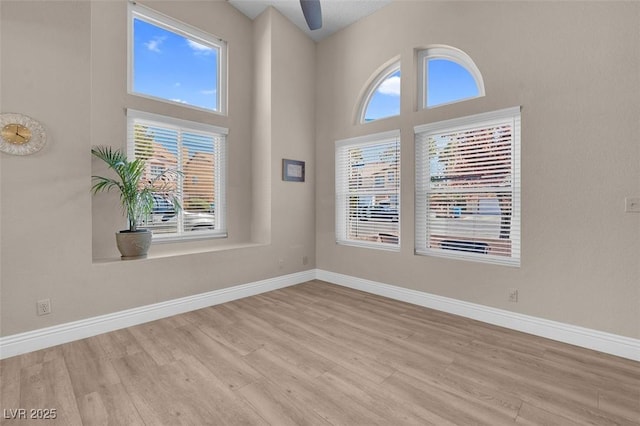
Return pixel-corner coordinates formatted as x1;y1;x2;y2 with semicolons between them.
625;197;640;213
508;289;519;303
278;258;284;270
302;255;309;266
37;299;51;316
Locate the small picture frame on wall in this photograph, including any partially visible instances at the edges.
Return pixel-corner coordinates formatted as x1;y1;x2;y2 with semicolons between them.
282;159;305;182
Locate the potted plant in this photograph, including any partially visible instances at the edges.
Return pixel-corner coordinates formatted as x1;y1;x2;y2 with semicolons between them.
91;146;180;260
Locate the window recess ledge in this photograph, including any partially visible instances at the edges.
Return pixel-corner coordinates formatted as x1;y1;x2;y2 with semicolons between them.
92;241;268;264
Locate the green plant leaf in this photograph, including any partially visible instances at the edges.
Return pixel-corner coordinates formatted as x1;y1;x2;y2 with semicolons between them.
91;145;181;232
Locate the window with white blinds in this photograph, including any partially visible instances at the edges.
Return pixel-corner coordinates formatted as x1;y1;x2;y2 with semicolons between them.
415;107;520;266
127;109;227;240
336;130;400;250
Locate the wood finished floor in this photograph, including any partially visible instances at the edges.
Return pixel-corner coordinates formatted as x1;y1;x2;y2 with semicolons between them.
1;280;639;425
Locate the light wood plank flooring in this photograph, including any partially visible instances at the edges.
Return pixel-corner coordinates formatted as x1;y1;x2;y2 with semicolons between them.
1;280;639;425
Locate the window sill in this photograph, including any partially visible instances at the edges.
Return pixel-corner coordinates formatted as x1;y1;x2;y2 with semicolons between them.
152;232;228;244
92;241;267;264
414;248;520;267
336;240;400;252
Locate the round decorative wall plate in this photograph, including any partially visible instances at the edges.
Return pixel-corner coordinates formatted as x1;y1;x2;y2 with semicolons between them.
0;113;47;155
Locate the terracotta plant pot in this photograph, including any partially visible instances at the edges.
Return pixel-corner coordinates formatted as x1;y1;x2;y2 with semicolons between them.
115;230;152;260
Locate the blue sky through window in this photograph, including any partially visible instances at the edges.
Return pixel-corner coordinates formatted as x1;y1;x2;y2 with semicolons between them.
364;70;401;122
133;18;219;111
427;59;479;107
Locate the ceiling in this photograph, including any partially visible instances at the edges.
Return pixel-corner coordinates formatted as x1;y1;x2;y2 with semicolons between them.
227;0;393;42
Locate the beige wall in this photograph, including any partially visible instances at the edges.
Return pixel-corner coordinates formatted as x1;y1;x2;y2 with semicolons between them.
1;0;638;343
0;1;315;336
316;1;640;339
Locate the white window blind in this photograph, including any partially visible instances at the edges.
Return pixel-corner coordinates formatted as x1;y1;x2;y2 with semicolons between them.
336;130;400;250
127;109;227;240
415;107;520;266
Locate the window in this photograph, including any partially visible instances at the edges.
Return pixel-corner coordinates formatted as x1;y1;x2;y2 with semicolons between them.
359;62;401;123
336;130;400;250
418;46;484;109
128;2;227;114
415;107;520;266
127;109;227;240
150;163;165;178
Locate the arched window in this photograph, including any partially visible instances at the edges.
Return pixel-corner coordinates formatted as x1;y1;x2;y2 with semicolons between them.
359;62;401;123
418;46;484;109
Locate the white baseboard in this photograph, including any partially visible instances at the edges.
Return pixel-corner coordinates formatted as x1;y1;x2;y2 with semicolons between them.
0;270;315;360
2;268;638;362
316;269;640;362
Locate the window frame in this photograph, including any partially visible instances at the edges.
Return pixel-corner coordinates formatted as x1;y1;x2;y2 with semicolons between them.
126;109;228;242
358;61;401;124
414;107;521;266
335;130;401;251
127;2;228;115
417;46;485;110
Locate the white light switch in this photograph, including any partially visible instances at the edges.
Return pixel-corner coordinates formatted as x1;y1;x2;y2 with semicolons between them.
625;197;640;213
